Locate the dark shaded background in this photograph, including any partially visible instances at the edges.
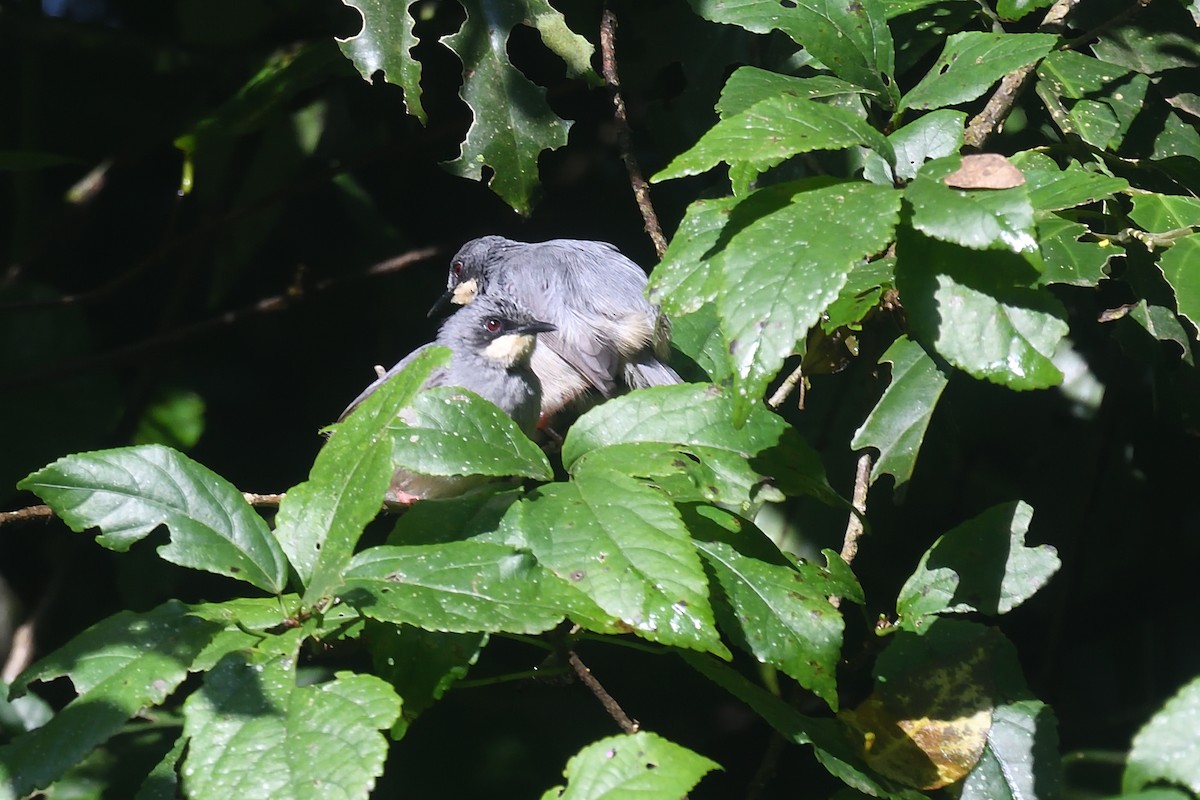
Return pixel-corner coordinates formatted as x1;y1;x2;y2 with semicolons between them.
2;0;1198;796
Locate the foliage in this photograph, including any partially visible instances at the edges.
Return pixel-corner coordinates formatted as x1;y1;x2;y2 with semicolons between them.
1;0;1199;798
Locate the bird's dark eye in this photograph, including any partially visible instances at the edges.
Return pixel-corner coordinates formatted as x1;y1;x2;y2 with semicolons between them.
484;317;502;333
451;261;464;278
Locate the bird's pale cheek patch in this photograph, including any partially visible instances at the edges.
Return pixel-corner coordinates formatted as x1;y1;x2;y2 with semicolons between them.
452;278;479;305
484;333;536;367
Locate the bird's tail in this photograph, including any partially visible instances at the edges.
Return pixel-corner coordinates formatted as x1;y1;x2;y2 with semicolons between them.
624;356;683;389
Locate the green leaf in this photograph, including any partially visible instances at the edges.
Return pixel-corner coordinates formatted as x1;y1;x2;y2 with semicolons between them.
386;487;523;546
18;445;287;594
822;256;895;332
540;731;720;800
687;504;858;708
562;383;841;508
653;95;895;185
338;0;426;122
181;631;402;800
132;388;205;450
1159;234;1200;337
1008;151;1129;212
897;501;1060;630
1130;194;1200;231
0;602;222;800
863;109;966;185
714;181;902;423
519;470;729;656
364;622;486;735
896;227;1069;390
717;67;867;119
1128;301;1193;360
996;0;1056;21
1035;51;1150;151
1124;676;1200;795
851;335;950;488
341;541;580;634
441;1;572;215
900;32;1057;111
906;156;1038;252
688;0;899;107
680;653;916;797
844;621;1050;792
1036;216;1115;287
648;196;738;316
960;701;1063;800
135;733;186;800
668;303;735;383
389;386;552;480
525;1;599;82
275;347;446;606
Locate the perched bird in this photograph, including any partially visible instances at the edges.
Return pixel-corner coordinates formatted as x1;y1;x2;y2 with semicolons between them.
339;295;554;505
429;236;681;417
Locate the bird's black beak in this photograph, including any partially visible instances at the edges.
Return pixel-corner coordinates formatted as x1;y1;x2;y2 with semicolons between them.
520;320;556;335
428;289;453;318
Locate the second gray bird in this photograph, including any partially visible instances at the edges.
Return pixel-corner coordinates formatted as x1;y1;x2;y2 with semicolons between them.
340;295;554;505
430;236;681;417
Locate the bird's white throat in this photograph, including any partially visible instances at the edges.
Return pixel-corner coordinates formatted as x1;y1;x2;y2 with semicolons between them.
484;333;536;367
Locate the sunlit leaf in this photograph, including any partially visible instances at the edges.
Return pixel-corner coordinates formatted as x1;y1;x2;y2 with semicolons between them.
653;95;895;186
0;603;222;800
18;445;287;594
1124;676;1200;795
181;631;401;800
519;470;729;656
441;0;573;214
897;501;1060;631
1159;234;1200;337
540;731;720;800
864;109;965;185
906;156;1038;253
275;347;445;606
900;32;1056;110
896;228;1068;390
687;0;898;106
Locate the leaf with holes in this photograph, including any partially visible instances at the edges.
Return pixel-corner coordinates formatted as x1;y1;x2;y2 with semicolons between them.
900;32;1056;110
440;1;574;214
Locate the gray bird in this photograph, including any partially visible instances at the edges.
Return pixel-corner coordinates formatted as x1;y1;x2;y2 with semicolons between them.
340;295;554;505
429;236;681;417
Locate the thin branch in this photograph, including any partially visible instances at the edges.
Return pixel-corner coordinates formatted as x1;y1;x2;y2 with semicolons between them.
568;650;639;733
1063;0;1153;51
963;0;1083;149
767;363;806;410
830;452;872;610
3;493;286;528
841;452;872;565
600;5;668;259
243;493;286;507
0;246;441;393
0;505;54;526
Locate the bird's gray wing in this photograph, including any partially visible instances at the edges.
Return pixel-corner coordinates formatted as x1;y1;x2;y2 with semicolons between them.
337;344;446;422
539;327;620;398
